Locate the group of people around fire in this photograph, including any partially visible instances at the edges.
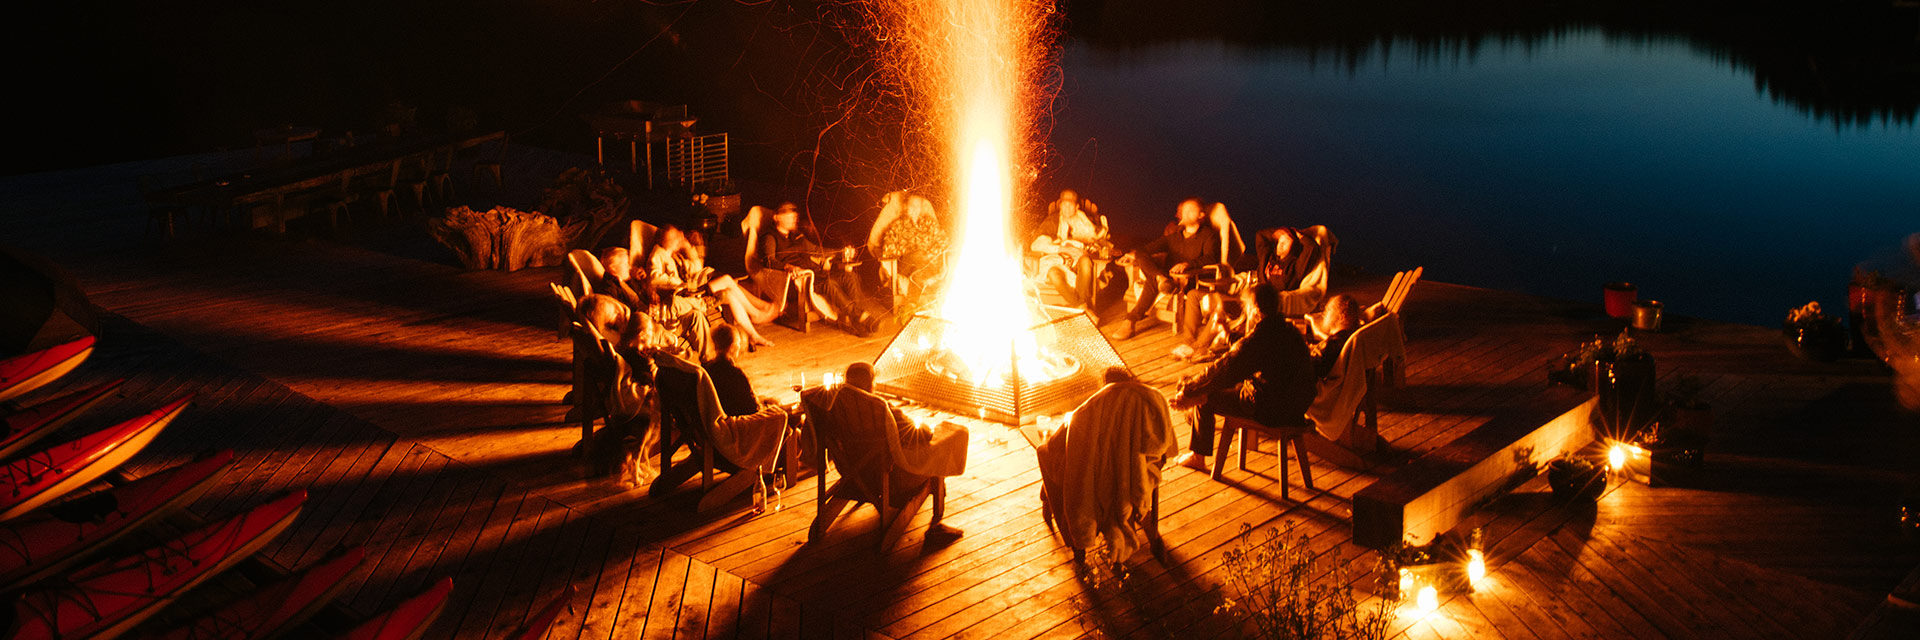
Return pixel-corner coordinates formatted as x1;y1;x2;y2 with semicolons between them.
553;186;1391;558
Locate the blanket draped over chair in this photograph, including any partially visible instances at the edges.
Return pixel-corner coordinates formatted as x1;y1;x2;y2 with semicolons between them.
803;385;968;506
1307;312;1406;443
1040;381;1179;559
654;354;789;474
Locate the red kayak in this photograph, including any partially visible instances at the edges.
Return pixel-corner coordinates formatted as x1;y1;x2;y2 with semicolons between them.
0;450;234;591
9;490;306;640
154;546;366;640
0;378;125;462
513;585;575;640
340;576;453;640
0;336;95;404
0;395;189;522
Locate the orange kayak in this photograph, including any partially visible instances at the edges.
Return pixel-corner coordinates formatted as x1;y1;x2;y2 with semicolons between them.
9;490;306;640
154;546;366;640
0;450;234;592
0;336;95;404
0;395;190;522
340;576;453;640
0;378;123;461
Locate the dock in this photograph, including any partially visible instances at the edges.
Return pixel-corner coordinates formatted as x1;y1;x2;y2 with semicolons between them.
3;151;1916;638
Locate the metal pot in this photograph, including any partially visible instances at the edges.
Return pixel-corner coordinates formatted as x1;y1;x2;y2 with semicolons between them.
1631;300;1664;332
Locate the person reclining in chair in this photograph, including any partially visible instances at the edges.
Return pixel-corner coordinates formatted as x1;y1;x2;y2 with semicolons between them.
1169;283;1317;472
809;362;969;541
1038;367;1178;562
1307;294;1363;379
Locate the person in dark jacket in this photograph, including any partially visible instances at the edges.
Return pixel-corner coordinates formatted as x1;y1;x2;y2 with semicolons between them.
1170;283;1317;471
1121;198;1220;340
703;325;760;417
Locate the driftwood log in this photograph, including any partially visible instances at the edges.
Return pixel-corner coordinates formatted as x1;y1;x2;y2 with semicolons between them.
429;206;567;271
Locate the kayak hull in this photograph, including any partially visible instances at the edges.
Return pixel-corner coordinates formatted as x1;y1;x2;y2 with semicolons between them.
0;336;96;404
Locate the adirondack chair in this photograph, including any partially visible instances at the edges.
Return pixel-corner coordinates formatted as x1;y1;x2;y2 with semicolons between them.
1212;312;1407;486
800;385;949;552
1377;266;1423;317
650;356;797;513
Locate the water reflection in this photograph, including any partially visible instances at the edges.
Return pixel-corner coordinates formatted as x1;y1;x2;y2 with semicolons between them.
1064;0;1920;128
1049;2;1920;325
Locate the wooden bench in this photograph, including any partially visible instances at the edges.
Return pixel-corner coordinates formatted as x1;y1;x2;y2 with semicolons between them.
1351;390;1594;549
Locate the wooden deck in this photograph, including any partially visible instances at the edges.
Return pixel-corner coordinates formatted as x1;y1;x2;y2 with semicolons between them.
5;151;1918;638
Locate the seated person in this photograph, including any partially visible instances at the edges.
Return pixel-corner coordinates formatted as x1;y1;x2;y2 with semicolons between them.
1307;294;1363;378
1037;366;1179;560
806;362;968;539
1170;283;1317;471
648;339;795;499
703;325;761;417
868;191;950;306
1029;189;1120;313
596;246;645;311
644;225;717;358
577;293;662;484
1178;282;1259;363
1119;198;1221;340
1253;225;1338;317
760;203;866;335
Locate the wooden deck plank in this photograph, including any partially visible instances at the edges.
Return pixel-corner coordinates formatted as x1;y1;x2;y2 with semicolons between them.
608;544;671;638
640;551;694;640
706;567;746;640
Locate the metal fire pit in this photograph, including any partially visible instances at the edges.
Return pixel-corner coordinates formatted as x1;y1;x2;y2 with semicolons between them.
872;305;1130;424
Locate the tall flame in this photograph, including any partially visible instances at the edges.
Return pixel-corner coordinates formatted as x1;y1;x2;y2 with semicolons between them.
870;0;1054;387
929;0;1043;386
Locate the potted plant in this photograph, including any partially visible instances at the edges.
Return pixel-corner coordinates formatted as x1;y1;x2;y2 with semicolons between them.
1547;338;1604;390
1783;301;1847;362
1589;330;1658;438
1547;456;1604;502
1843;267;1904;359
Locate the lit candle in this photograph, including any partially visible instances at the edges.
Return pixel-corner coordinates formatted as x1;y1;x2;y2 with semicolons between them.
1466;549;1486;585
1417;585;1439;613
1608;444;1627;472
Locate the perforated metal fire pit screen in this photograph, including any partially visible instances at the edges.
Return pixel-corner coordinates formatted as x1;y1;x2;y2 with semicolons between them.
872;305;1129;424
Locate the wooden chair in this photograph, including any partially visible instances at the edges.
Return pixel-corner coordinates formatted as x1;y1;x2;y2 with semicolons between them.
1210;413;1315;501
564;320;612;457
800;386;944;552
1382;266;1423;315
1031;427;1167;563
1303;312;1407;466
468;136;508;193
649;362;795;512
138;177;188;240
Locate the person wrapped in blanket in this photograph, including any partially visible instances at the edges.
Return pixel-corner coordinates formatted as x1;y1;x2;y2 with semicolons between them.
577;293;664;485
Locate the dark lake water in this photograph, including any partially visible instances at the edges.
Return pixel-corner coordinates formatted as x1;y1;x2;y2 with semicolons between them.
13;1;1916;326
1048;31;1920;326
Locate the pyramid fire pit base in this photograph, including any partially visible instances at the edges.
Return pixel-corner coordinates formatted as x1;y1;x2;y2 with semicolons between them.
872;305;1129;425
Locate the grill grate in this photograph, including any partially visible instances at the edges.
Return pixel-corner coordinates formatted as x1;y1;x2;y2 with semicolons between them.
872;305;1130;424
